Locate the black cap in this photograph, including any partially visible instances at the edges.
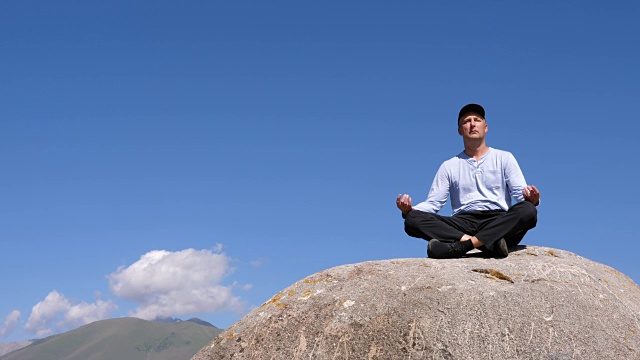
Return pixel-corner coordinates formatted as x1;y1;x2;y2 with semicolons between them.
458;104;485;121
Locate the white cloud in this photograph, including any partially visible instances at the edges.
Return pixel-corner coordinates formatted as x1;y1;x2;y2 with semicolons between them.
0;310;21;337
25;291;71;337
24;291;117;338
108;248;243;320
242;284;254;291
249;257;269;267
63;300;118;330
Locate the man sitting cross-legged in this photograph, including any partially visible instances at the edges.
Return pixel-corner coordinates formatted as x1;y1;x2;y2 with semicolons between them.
396;103;539;259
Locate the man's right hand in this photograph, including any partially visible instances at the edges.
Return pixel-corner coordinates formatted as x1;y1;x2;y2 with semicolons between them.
396;194;413;214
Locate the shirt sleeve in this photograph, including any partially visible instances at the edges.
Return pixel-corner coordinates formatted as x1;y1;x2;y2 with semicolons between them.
413;162;450;214
504;152;526;203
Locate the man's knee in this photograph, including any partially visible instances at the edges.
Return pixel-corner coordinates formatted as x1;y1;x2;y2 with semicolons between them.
403;210;435;237
517;201;538;228
403;210;420;233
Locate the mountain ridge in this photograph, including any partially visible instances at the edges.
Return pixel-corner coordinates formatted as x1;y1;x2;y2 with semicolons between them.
1;317;222;360
0;341;33;357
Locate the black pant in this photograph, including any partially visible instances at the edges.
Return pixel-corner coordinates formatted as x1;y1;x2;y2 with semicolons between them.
404;201;538;250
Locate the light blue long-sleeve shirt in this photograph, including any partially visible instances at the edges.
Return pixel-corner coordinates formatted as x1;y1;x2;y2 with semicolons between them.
413;148;527;215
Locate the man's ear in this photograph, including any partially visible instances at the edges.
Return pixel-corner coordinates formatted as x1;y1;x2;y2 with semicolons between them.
458;126;463;136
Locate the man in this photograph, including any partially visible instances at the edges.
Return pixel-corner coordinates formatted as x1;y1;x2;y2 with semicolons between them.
396;104;539;259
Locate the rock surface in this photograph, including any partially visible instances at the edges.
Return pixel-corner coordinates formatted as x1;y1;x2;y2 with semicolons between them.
192;246;640;359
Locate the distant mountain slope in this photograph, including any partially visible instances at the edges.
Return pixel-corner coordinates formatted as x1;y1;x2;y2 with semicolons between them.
184;318;215;327
0;317;222;360
153;317;215;327
0;341;33;356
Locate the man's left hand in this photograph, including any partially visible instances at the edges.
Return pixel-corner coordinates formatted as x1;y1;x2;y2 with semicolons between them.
523;185;540;206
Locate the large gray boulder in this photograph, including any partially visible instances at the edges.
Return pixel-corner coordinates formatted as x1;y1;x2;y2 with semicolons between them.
193;246;640;359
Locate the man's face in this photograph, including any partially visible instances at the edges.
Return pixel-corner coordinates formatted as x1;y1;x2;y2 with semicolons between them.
457;112;488;140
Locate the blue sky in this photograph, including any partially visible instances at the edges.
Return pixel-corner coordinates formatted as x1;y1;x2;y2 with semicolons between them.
1;1;638;341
